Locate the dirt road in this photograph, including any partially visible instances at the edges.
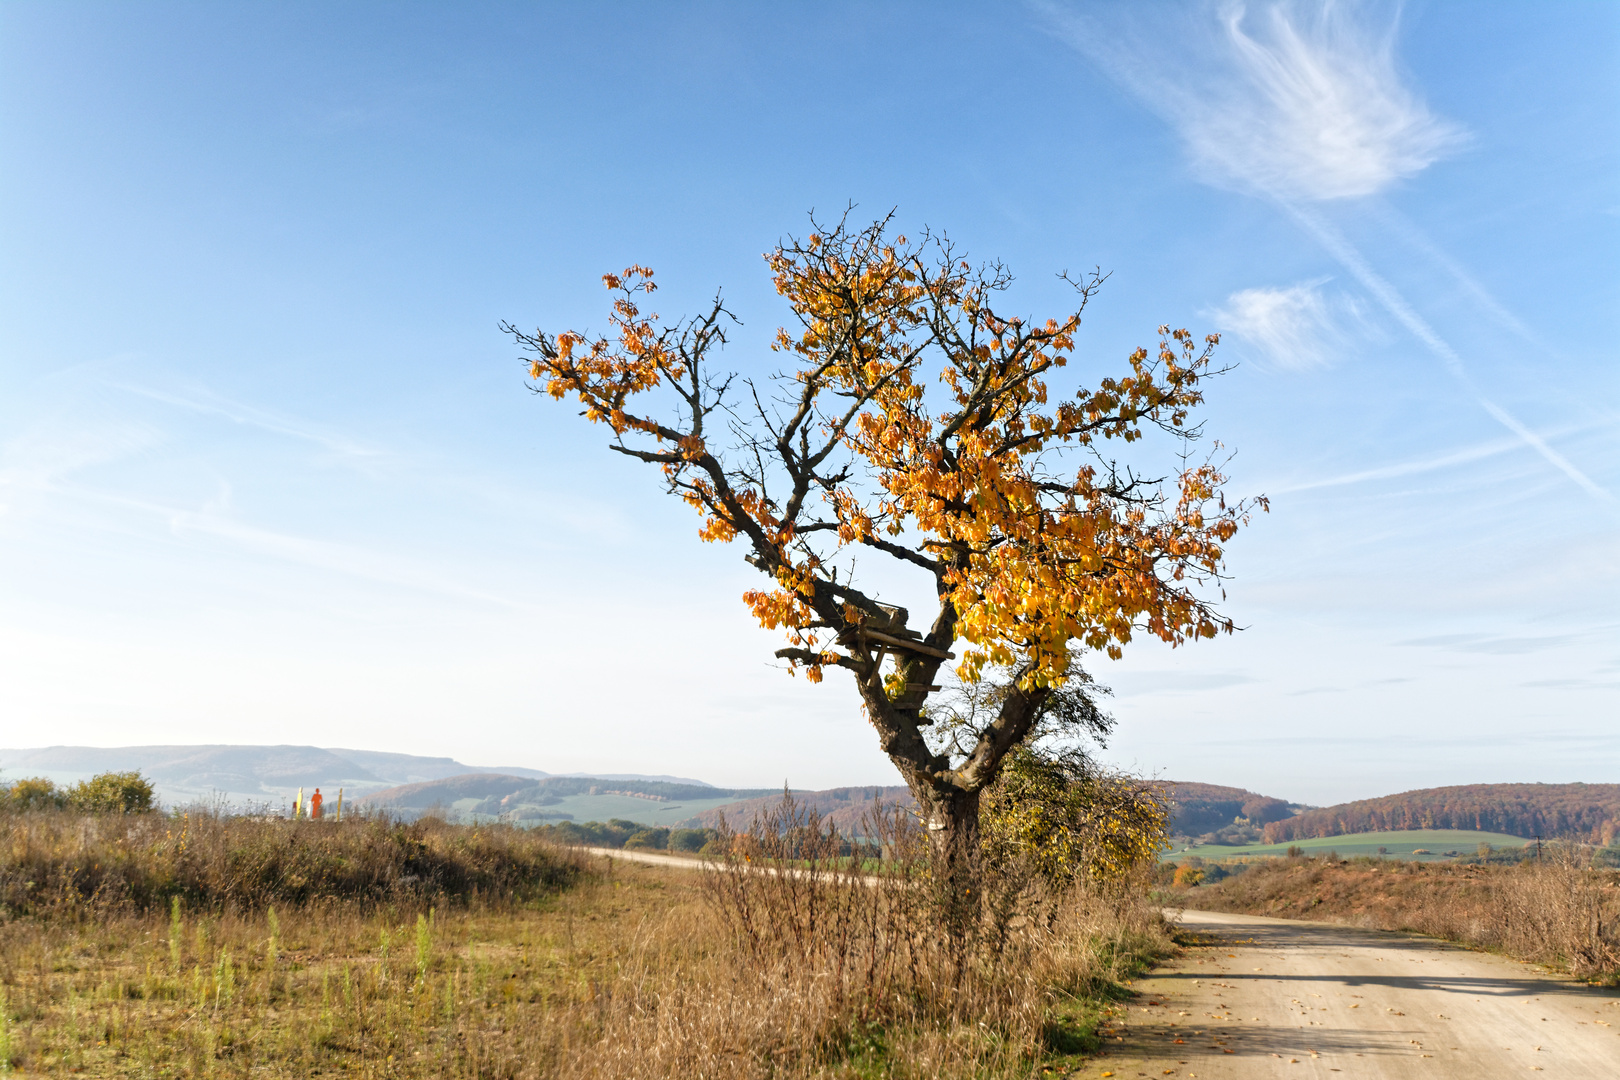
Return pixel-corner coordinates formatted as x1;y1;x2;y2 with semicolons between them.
584;850;1619;1074
583;846;704;871
1084;908;1619;1078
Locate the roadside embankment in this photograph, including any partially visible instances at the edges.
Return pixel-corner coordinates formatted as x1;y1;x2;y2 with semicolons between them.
1175;855;1620;982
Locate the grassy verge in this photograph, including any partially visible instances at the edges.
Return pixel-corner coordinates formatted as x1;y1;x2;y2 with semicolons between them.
1175;852;1620;983
0;810;1173;1077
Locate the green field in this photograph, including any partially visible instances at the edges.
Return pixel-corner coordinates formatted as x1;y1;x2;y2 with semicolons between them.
1166;829;1530;862
445;791;748;827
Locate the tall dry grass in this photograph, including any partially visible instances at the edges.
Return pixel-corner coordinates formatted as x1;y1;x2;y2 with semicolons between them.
585;795;1174;1077
1417;848;1620;979
0;799;1172;1077
1181;848;1620;982
0;807;581;915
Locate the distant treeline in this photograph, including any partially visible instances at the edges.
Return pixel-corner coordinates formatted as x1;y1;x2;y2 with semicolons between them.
1263;783;1620;845
530;819;720;853
1162;782;1298;835
361;773;779;818
680;786;913;832
3;771;156;814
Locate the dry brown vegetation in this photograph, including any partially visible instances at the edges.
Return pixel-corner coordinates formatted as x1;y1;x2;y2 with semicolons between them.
1177;851;1620;982
0;808;579;914
0;802;1173;1077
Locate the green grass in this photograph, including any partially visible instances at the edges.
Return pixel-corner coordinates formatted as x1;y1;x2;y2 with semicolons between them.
1165;828;1529;862
448;792;755;827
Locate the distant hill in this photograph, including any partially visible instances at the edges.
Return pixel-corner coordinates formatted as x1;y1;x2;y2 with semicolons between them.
1262;783;1620;845
679;786;915;832
360;773;780;827
0;745;706;811
1161;781;1303;836
681;781;1306;839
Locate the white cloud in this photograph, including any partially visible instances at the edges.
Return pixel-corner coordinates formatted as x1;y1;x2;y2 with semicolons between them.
1213;280;1356;369
1193;1;1466;199
1047;0;1466;201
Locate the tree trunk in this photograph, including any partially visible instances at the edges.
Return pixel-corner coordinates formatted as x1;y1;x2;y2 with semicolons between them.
915;783;982;945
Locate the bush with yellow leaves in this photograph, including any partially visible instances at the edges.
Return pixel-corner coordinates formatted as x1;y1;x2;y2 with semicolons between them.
980;745;1169;886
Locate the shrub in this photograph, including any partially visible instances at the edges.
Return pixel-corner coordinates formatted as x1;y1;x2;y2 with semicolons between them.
1172;863;1205;888
3;771;155;814
980;746;1169;885
668;828;714;853
533;819;640;848
66;770;155;813
4;776;67;811
623;827;669;851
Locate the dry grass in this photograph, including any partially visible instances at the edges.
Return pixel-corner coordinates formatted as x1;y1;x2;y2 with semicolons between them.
0;805;1174;1078
1178;850;1620;982
0;808;580;914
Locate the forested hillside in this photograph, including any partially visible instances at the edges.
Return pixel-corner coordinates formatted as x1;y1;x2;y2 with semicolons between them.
362;774;777;820
1162;782;1299;835
1262;783;1620;844
679;786;914;832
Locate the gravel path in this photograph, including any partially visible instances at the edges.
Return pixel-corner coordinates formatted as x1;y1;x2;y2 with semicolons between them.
582;846;705;871
1084;908;1620;1079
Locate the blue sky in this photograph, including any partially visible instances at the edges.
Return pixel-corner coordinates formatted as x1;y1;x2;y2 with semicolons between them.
2;1;1615;804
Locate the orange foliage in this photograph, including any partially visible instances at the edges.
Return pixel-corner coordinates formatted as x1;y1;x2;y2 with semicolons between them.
505;212;1263;824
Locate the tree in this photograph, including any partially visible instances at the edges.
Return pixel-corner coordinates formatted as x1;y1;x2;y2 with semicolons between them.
505;212;1262;906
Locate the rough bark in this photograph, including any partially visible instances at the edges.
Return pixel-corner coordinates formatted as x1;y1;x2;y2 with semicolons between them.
913;784;982;941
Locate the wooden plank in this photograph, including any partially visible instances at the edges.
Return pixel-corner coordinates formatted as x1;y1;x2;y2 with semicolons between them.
859;628;955;659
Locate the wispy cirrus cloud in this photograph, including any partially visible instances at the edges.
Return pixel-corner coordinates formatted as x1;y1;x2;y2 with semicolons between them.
1044;0;1466;200
1211;279;1365;369
1194;2;1465;199
1043;1;1611;504
115;381;387;463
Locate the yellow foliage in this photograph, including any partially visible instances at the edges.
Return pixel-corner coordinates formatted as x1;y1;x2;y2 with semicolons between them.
506;213;1262;860
512;215;1262;692
979;747;1168;884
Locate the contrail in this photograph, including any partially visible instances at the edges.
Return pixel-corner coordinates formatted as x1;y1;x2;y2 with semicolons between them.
1281;201;1611;502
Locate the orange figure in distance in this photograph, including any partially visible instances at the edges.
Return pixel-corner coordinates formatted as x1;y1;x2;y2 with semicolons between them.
310;788;324;820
